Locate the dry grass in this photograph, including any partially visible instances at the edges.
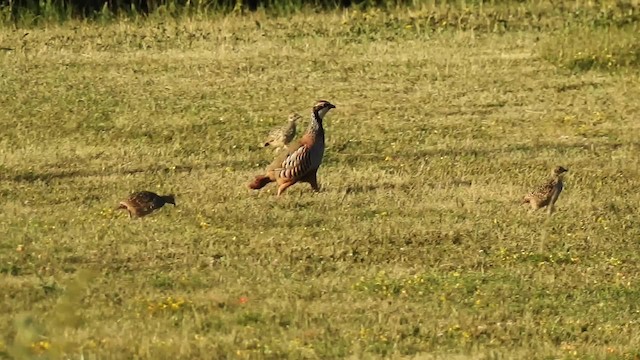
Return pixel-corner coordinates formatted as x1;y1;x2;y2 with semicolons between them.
1;5;640;359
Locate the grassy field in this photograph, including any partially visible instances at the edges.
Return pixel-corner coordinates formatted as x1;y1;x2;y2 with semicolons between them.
1;3;640;359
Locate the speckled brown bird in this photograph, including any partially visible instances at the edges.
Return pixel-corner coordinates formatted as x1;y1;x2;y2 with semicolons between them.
117;191;176;218
523;166;568;213
249;100;336;196
263;113;301;150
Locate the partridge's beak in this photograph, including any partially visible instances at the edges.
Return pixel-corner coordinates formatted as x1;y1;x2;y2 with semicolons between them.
329;104;336;109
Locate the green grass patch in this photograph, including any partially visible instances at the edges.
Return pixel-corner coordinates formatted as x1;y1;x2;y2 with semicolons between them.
540;25;640;72
1;6;640;359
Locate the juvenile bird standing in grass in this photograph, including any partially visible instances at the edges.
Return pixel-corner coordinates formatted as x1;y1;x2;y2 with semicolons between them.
117;191;176;218
523;166;568;214
249;100;336;196
263;112;301;151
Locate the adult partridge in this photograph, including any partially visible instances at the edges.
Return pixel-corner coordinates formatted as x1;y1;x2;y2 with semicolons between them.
117;191;176;218
523;166;568;213
249;100;336;196
263;113;301;150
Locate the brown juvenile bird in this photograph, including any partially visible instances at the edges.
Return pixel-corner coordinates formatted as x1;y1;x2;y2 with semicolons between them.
523;166;568;213
249;100;336;196
263;113;302;150
117;191;176;218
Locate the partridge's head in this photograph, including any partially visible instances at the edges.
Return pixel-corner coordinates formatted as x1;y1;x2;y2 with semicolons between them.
288;113;302;123
313;100;336;119
163;194;176;205
552;166;569;176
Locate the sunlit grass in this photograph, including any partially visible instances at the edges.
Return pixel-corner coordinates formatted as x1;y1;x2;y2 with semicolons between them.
1;5;640;359
540;25;640;72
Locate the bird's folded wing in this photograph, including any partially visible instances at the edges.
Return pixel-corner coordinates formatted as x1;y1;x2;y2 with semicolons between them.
133;193;153;204
533;180;555;198
131;192;161;211
267;143;312;180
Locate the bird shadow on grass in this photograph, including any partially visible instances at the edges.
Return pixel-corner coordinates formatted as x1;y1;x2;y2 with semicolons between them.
4;141;636;187
2;163;215;184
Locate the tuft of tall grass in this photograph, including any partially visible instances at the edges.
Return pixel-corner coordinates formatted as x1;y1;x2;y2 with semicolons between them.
539;25;640;72
1;0;637;30
2;0;74;25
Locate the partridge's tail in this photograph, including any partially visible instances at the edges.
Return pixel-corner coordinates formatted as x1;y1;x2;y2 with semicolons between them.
249;175;273;190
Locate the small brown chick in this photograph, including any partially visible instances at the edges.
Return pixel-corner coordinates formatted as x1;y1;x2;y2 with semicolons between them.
117;191;176;218
523;166;568;214
263;113;301;150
